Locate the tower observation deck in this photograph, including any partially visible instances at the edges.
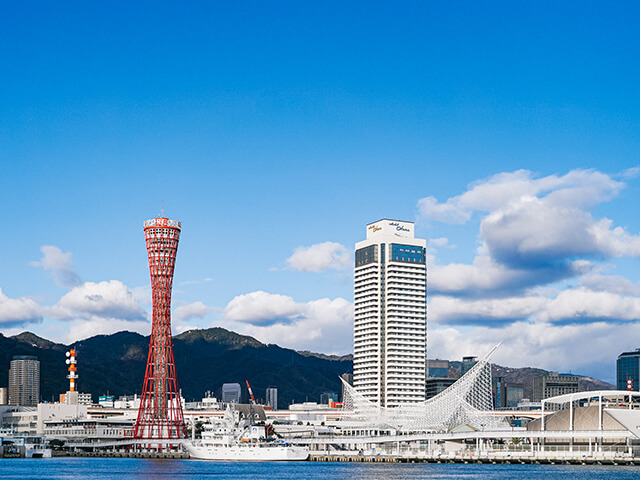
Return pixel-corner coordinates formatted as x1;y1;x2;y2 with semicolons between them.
134;216;185;441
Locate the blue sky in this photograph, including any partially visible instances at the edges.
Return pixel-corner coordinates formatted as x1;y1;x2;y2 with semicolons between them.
1;2;639;383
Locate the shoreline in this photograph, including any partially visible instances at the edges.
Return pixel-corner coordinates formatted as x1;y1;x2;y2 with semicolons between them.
36;450;640;466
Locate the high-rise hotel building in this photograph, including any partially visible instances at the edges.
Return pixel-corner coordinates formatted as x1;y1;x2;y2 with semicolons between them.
353;219;427;407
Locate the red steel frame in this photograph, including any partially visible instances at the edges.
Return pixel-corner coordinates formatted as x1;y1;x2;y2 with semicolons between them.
134;216;185;441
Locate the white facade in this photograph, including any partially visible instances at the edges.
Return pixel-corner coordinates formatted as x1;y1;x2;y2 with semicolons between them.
353;219;427;407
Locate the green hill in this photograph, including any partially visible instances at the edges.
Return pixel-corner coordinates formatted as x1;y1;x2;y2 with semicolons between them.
0;327;352;407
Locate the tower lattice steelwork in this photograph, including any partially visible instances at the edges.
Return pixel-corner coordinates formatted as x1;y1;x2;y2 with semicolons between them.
134;216;185;441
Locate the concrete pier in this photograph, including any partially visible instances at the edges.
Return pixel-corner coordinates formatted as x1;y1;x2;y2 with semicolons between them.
308;452;639;466
53;450;189;459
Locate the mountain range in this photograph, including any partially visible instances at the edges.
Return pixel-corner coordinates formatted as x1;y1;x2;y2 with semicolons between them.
0;328;613;406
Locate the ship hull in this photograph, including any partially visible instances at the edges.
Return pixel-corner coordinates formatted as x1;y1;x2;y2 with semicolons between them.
185;442;309;461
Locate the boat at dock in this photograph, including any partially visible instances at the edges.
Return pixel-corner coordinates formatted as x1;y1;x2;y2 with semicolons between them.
184;406;308;461
0;429;52;458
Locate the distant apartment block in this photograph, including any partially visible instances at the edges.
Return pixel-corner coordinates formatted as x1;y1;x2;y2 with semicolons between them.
266;387;278;410
532;372;579;402
8;355;40;407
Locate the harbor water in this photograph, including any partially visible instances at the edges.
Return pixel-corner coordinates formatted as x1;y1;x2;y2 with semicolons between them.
0;458;638;480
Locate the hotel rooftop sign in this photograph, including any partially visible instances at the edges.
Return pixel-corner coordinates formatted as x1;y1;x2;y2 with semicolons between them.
366;219;414;239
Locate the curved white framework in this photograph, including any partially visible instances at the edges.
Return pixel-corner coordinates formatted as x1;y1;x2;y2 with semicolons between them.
540;390;640;432
542;390;640;407
342;344;507;432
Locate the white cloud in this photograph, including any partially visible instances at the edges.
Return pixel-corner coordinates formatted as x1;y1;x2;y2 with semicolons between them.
48;280;147;323
0;288;43;327
429;237;450;248
428;321;638;382
417;196;470;224
173;301;216;321
428;294;547;326
428;252;591;297
286;242;351;272
480;196;640;269
579;273;640;296
130;285;151;306
225;291;302;325
537;288;640;324
30;245;82;288
222;291;353;354
427;280;640;328
418;169;624;225
619;166;640;179
418;168;640;296
427;237;452;253
591;217;640;257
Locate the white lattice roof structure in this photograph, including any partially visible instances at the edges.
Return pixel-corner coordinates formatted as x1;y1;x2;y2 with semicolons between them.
341;344;508;432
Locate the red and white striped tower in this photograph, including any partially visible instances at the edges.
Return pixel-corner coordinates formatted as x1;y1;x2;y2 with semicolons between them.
133;215;185;442
65;349;77;391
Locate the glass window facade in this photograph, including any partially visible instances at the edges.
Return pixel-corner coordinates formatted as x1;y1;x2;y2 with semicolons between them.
355;245;378;267
391;244;426;264
506;386;524;408
427;367;449;378
617;351;640;391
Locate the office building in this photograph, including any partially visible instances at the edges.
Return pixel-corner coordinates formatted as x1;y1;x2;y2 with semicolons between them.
425;359;455;399
340;373;354;404
461;356;478;376
532;372;579;402
617;348;640;392
353;219;427;407
425;377;456;399
340;373;354;386
320;392;339;405
60;391;93;405
8;355;40;407
222;383;242;404
427;359;450;378
99;395;115;408
493;377;524;408
266;387;278;410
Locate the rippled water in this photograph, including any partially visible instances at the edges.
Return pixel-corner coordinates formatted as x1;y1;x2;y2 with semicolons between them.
0;458;638;480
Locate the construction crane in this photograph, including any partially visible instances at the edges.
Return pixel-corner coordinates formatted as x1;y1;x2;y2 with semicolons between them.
245;380;256;405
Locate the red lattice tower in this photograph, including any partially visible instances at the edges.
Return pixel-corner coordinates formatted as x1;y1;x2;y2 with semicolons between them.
134;216;185;441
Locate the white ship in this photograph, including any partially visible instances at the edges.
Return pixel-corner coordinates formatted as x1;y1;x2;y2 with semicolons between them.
184;407;309;461
0;429;52;458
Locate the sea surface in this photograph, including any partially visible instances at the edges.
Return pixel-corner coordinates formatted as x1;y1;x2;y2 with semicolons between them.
0;458;638;480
